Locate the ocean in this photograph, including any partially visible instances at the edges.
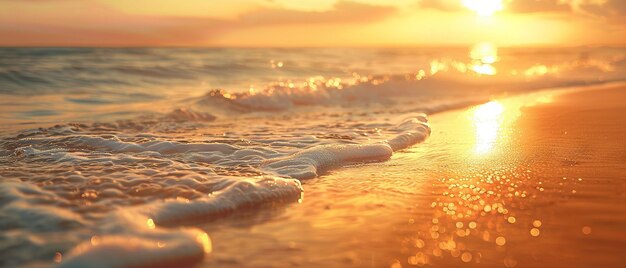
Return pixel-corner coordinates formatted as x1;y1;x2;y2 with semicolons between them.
1;46;624;131
0;46;624;267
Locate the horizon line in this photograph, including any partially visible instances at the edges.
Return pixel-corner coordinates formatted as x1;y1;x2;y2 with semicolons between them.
2;44;626;49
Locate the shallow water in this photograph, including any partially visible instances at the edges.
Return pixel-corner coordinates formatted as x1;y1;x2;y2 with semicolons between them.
1;47;625;267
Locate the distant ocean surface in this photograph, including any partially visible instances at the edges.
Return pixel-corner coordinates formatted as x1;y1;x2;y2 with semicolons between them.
0;46;624;267
1;46;625;130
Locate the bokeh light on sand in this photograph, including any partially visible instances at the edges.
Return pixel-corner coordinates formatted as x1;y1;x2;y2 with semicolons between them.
399;94;578;266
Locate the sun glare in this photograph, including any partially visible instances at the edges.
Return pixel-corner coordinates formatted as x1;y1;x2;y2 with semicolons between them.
473;101;504;154
462;0;504;17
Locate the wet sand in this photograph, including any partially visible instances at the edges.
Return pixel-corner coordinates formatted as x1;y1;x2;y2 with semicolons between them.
202;84;626;268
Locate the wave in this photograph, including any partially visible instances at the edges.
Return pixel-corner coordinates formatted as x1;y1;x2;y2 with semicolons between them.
263;115;429;180
0;107;431;266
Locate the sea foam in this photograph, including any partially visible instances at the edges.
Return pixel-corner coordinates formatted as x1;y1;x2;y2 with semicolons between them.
0;108;430;267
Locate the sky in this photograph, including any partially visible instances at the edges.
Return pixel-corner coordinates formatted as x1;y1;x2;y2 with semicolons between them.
0;0;624;47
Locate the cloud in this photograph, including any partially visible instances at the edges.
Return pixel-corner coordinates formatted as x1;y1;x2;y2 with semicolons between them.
506;0;626;19
148;1;398;45
417;0;626;23
417;0;463;11
0;1;397;46
239;1;396;25
418;0;572;13
506;0;571;13
575;0;626;22
0;0;622;46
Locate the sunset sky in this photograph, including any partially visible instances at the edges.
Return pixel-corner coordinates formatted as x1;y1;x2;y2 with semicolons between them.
1;0;624;47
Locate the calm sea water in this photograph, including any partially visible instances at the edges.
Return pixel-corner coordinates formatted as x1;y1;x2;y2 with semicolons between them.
1;46;624;130
0;46;624;267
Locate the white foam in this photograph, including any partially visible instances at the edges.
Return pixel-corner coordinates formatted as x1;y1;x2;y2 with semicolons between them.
262;114;430;179
1;201;85;231
146;177;303;225
262;144;393;180
59;233;207;268
0;182;85;231
386;115;431;151
17;135;238;155
54;175;302;268
59;210;211;268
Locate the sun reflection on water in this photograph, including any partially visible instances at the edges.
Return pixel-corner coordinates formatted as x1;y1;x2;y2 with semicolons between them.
470;42;498;75
401;95;563;266
472;101;504;154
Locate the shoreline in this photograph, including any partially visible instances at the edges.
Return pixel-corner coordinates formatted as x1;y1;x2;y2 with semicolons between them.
201;82;626;267
1;82;624;267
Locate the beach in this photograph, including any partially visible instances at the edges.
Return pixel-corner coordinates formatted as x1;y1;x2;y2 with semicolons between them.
2;0;626;266
201;84;626;268
0;47;624;268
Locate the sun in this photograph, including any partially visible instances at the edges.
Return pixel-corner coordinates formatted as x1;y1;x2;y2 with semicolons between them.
462;0;504;17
